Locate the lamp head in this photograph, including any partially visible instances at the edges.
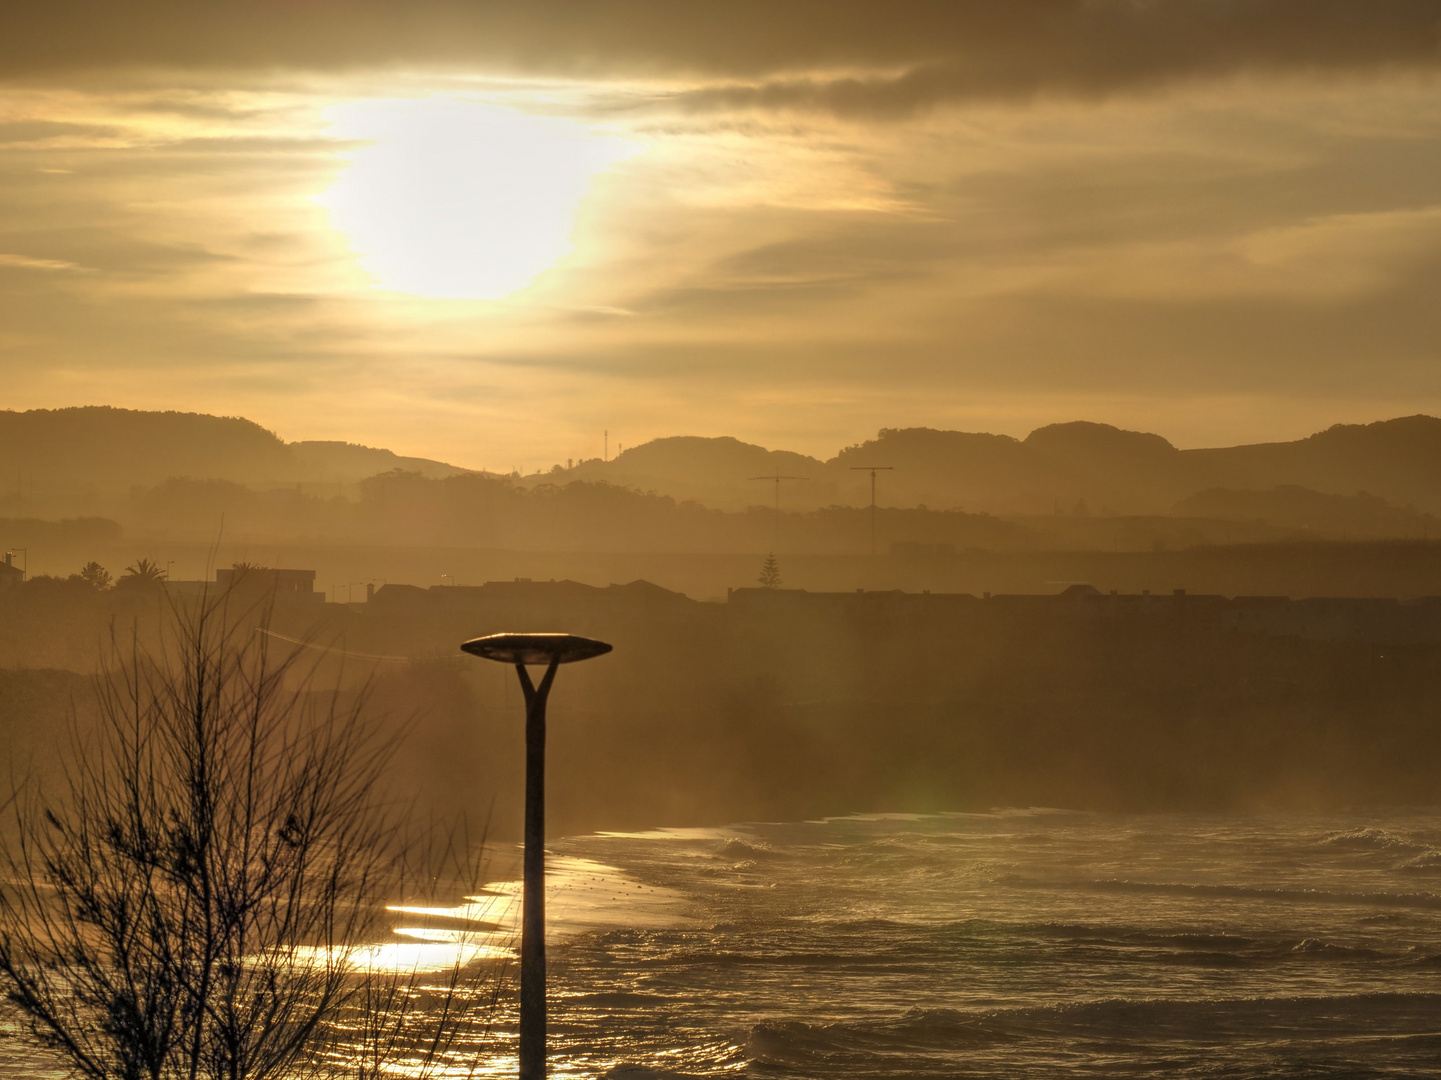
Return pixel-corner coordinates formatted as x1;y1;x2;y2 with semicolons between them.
461;632;612;666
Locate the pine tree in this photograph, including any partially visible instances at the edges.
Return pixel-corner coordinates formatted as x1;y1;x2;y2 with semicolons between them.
758;552;782;589
76;561;112;590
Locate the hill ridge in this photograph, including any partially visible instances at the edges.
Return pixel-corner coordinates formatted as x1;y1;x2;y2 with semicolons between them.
6;406;1441;519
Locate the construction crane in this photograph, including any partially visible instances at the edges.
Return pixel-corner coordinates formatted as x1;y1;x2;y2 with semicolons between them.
749;473;808;551
849;466;894;556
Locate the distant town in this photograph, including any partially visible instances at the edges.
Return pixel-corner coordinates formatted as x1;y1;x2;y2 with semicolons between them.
9;554;1441;647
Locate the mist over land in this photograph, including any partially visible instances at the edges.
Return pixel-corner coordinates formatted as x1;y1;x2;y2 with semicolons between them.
8;404;1441;547
7;405;1441;840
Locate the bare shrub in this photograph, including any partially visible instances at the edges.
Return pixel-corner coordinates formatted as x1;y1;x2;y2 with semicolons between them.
0;591;501;1079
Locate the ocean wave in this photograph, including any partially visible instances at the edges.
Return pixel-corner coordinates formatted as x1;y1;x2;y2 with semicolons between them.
747;992;1441;1060
1087;877;1441;910
696;860;759;875
1027;923;1256;948
748;1013;1013;1062
1318;826;1426;854
603;1065;712;1080
1289;937;1381;958
569;990;666;1009
715;838;779;861
1397;847;1441;872
1020;923;1393;965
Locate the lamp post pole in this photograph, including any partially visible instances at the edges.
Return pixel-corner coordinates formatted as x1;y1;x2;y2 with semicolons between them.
516;655;557;1078
461;632;613;1080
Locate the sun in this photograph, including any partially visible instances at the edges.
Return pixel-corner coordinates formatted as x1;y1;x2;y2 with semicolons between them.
315;97;641;300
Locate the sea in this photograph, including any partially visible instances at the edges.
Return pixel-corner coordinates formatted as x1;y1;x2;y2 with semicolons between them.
8;810;1441;1078
510;810;1441;1078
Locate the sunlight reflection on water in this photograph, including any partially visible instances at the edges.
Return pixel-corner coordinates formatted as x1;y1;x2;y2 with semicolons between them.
13;814;1441;1078
284;855;692;979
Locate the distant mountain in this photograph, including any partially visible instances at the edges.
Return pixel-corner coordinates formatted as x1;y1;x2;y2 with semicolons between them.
541;423;1201;514
565;436;829;510
0;407;292;495
11;407;1441;537
542;416;1441;518
289;441;469;483
832;423;1197;515
0;407;472;499
1191;416;1441;511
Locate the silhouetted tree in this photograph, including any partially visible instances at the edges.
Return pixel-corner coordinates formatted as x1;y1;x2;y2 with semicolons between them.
75;561;112;590
0;596;499;1079
116;556;166;588
759;553;782;589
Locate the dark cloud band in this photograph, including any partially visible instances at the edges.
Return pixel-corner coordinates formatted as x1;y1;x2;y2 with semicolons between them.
3;0;1438;98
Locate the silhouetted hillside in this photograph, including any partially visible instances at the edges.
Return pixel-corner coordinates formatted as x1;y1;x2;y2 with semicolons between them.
0;407;292;495
833;429;1043;513
1023;422;1197;511
1191;416;1441;511
0;407;472;513
289;440;472;484
547;416;1441;518
567;435;830;509
0;516;122;549
1173;486;1435;539
12;409;1441;551
350;470;1033;554
829;423;1199;515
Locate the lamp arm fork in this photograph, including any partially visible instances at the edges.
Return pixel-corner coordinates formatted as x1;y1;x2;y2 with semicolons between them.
515;655;561;707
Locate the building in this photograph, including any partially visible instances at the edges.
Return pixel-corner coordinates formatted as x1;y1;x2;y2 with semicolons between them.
213;566;321;602
0;552;22;593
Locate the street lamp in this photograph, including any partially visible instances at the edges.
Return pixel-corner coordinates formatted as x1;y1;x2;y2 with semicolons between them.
460;632;613;1080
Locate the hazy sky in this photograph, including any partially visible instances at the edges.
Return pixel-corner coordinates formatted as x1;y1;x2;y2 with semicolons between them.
1;2;1439;469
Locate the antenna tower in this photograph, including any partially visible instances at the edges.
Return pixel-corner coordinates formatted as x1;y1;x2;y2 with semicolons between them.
749;473;808;551
849;466;894;556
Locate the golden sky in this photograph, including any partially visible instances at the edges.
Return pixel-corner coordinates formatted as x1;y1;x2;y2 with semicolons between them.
1;2;1439;469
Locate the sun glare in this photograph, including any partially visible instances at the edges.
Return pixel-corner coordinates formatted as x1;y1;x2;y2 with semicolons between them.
316;98;641;300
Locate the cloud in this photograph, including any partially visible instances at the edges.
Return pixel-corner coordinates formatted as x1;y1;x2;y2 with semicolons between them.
1;9;1440;465
649;2;1441;116
0;119;118;144
0;253;91;272
2;1;1438;105
0;230;235;276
